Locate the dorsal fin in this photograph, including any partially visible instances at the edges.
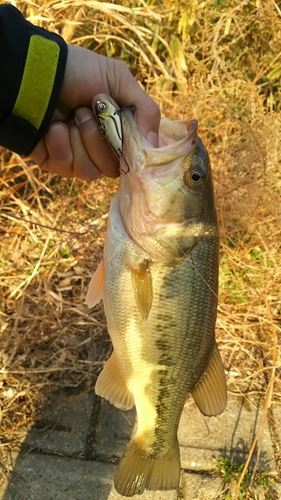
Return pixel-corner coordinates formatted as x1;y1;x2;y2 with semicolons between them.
191;343;227;416
85;259;104;308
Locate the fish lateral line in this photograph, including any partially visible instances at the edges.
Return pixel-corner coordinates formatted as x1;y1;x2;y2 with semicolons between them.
161;233;218;300
155;235;218;300
190;255;219;300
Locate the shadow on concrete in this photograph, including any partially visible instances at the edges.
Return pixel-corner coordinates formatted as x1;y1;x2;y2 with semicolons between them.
1;387;135;500
227;396;273;470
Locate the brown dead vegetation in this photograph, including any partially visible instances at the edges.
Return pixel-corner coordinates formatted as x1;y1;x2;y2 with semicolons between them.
0;0;281;496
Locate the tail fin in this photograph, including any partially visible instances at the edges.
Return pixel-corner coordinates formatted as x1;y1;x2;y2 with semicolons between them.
114;439;180;497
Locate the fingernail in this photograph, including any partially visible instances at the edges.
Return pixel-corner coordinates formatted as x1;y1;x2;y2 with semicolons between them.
146;130;158;148
75;108;94;126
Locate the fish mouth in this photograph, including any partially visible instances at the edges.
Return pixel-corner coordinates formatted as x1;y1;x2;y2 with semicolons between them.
120;106;199;169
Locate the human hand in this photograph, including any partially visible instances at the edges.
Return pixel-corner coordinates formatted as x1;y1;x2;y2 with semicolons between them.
31;45;160;180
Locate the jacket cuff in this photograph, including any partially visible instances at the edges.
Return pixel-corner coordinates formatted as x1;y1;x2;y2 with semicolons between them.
0;6;67;156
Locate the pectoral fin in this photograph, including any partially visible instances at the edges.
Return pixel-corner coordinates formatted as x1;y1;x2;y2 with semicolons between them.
130;261;152;320
95;351;134;410
85;259;104;308
191;344;227;416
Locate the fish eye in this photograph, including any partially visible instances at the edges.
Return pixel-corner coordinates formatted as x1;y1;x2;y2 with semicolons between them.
191;171;202;183
183;166;206;187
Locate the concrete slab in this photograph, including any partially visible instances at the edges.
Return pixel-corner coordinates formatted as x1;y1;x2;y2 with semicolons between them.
109;487;178;499
181;472;224;500
24;390;96;456
95;401;135;458
179;396;275;471
1;453;115;500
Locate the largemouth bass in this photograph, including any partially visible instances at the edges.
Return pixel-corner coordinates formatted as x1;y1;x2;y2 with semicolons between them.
86;105;227;496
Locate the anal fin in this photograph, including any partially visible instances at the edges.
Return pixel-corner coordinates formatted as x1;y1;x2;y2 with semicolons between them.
85;259;104;308
191;343;227;416
130;260;152;321
95;351;134;410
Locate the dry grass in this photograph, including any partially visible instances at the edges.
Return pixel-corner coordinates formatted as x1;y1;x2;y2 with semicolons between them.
1;0;281;496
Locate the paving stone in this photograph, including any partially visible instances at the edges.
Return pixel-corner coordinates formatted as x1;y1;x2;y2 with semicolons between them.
181;472;224;500
24;390;96;455
0;453;115;500
179;396;276;472
95;400;135;458
109;487;178;499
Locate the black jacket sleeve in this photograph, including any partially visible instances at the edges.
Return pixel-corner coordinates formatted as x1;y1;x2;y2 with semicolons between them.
0;5;67;155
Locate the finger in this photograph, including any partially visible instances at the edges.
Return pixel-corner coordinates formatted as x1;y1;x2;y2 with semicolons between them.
31;122;73;175
42;122;74;176
32;121;102;181
75;106;120;178
30;138;48;169
69;122;102;181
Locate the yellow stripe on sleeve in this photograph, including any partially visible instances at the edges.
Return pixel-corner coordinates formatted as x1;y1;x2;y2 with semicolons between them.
12;35;60;130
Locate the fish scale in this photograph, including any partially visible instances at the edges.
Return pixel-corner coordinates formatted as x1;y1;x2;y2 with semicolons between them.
86;105;227;496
